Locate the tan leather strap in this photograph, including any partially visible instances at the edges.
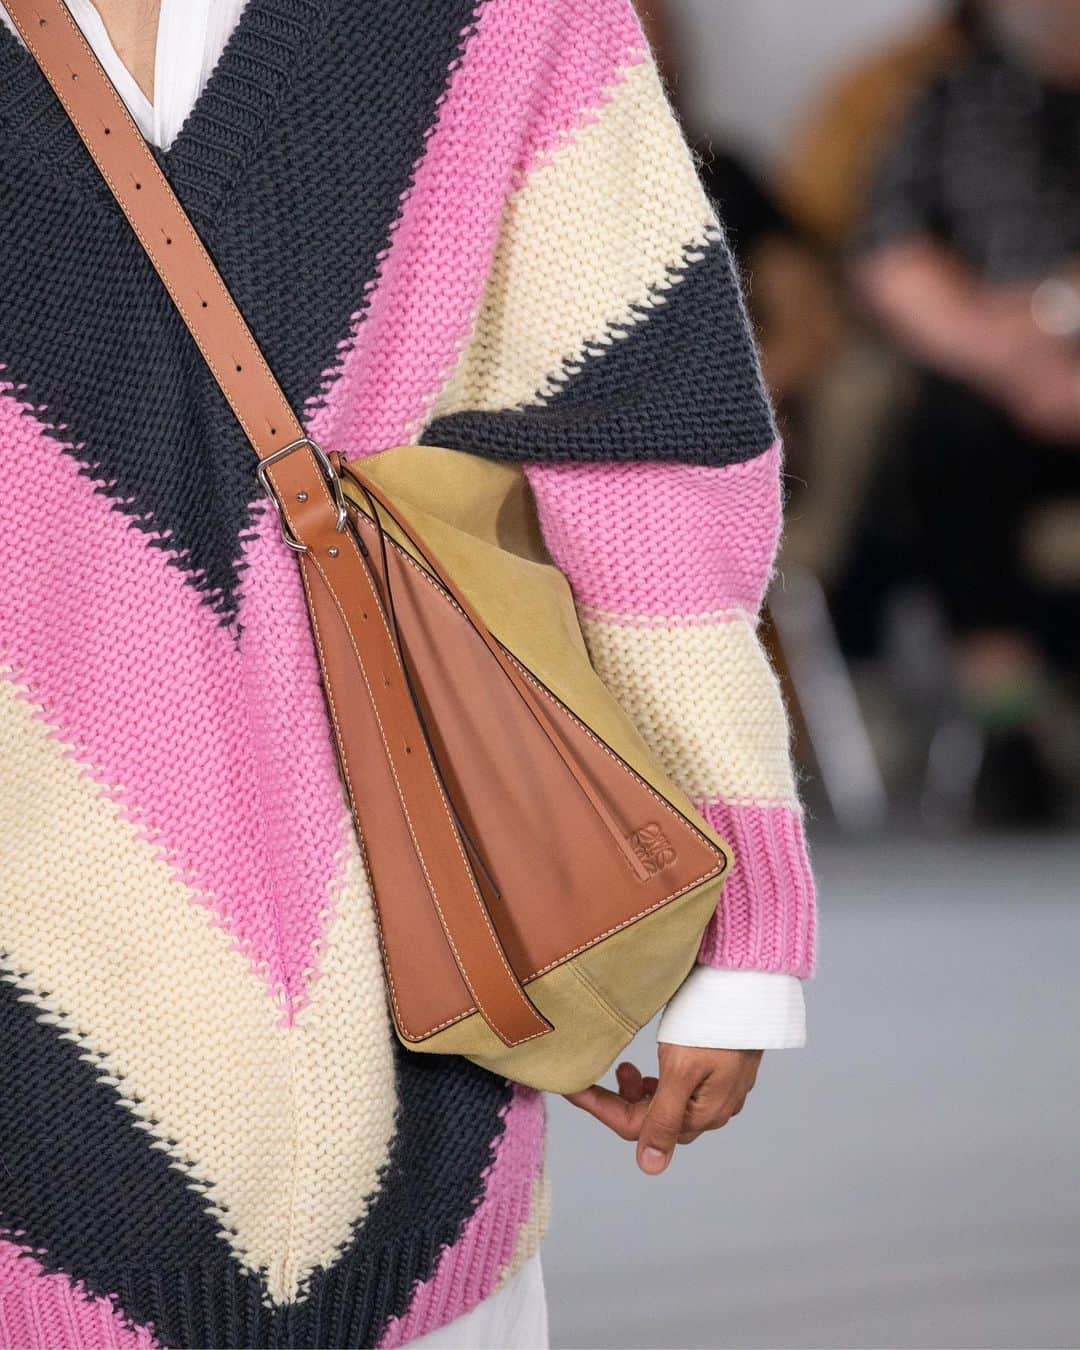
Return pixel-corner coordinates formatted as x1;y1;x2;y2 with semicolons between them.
294;507;552;1048
11;0;551;1048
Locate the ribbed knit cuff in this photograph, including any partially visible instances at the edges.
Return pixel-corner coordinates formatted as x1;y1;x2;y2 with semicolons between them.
696;799;816;978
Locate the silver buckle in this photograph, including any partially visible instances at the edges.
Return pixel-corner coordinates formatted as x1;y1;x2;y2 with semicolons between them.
256;436;347;553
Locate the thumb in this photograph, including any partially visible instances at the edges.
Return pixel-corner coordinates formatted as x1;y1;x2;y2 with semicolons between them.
636;1072;692;1176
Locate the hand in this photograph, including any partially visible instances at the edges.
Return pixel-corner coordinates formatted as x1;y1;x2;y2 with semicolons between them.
563;1044;763;1176
971;288;1080;443
855;248;1080;443
988;342;1080;445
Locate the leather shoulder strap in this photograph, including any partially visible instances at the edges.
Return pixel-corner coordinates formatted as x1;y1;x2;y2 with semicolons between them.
5;0;299;464
12;0;554;1050
5;0;356;560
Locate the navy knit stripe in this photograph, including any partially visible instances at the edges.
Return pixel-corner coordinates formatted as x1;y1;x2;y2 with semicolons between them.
207;0;482;450
0;21;106;198
426;233;777;465
0;972;229;1284
107;1231;476;1349
0;0;479;620
166;0;329;233
0;976;510;1348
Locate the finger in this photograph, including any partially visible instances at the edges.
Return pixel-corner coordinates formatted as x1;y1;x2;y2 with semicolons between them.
637;1071;695;1175
563;1084;649;1141
619;1068;659;1103
615;1061;648;1104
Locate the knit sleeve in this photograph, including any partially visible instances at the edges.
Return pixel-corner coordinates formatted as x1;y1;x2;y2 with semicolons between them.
423;0;816;978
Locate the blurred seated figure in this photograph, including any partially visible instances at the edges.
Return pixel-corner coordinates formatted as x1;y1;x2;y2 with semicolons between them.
779;3;973;251
851;0;1080;826
765;6;978;592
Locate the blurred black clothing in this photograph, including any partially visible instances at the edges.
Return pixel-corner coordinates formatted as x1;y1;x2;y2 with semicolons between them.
973;726;1069;828
837;374;1080;671
903;375;1080;647
857;25;1080;279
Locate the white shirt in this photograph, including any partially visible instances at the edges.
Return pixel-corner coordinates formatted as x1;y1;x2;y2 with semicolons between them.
57;0;243;151
0;3;804;1343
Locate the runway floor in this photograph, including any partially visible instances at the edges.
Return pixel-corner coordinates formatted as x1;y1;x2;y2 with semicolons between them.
544;830;1080;1349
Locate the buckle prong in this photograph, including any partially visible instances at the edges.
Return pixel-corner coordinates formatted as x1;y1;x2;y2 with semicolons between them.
256;436;347;552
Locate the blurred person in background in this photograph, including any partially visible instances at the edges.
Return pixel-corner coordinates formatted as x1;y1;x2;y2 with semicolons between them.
779;4;975;253
851;0;1080;826
767;6;978;604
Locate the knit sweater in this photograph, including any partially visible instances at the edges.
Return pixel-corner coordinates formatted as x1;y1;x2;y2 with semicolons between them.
0;2;815;1347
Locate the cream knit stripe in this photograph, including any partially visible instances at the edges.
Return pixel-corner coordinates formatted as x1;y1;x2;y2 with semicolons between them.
273;846;397;1303
493;1172;550;1295
0;677;397;1305
577;615;798;806
431;54;716;418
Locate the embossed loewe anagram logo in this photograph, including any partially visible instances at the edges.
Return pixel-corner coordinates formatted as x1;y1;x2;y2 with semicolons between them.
628;822;677;874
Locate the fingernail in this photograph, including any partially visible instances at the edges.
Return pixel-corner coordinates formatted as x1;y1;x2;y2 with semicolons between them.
641;1147;668;1174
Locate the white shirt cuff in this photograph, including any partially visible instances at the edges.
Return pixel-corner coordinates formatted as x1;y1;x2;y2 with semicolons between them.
657;967;806;1050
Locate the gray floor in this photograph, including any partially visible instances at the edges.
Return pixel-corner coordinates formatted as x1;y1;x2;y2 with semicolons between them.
543;831;1080;1349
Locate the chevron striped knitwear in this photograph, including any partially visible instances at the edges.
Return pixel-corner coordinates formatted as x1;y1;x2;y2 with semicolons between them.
0;1;815;1346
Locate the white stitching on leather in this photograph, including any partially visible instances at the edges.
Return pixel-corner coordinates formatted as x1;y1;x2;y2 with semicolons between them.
351;497;728;862
307;535;546;1047
298;556;422;1040
342;515;546;1030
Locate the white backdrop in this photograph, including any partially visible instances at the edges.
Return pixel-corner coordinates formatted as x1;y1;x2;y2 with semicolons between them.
667;0;944;165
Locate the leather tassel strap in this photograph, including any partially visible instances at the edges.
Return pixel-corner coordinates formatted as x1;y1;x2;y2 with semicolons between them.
8;0;552;1047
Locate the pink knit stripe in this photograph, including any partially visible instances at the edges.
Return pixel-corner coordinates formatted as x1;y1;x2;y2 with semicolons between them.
0;392;349;1019
0;1241;159;1350
525;445;782;619
696;799;816;977
377;1087;545;1348
308;0;646;456
513;0;647;180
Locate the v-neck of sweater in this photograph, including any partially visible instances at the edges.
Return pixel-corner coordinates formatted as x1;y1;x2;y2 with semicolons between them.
55;0;250;152
0;0;325;228
59;0;160;145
